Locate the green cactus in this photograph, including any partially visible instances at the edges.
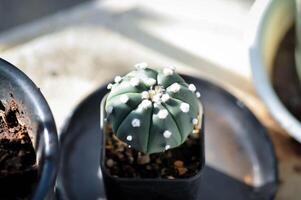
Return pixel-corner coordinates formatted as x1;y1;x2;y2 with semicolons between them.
105;63;201;154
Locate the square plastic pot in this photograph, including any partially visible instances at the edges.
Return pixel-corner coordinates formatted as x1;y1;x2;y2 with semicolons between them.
99;95;205;200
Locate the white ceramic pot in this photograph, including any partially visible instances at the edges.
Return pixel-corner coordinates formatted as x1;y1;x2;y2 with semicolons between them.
248;0;301;142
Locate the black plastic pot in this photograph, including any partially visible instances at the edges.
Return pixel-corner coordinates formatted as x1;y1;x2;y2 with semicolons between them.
0;58;59;199
100;95;205;200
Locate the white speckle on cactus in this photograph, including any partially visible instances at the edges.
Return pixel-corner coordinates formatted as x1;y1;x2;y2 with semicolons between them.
135;62;148;69
114;76;122;83
163;130;172;138
168;83;181;93
106;106;113;114
126;135;133;141
180;103;190;113
192;118;198;125
140;100;152;109
163;68;174;76
165;145;171;150
141;91;150;99
145;78;156;86
196;91;201;98
107;83;113;90
128;145;132;148
188;84;196;92
120;94;129;103
158;109;168;119
130;78;140;87
161;94;170;102
132;118;141;127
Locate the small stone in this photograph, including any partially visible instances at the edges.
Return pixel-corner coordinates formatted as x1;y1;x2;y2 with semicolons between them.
168;83;181;93
146;165;152;170
131;118;141;127
163;130;172;138
178;167;188;176
174;160;184;168
196;91;201;98
137;154;151;165
188;84;196;92
135;62;148;69
114;76;122;83
126;135;133;141
180;103;190;113
161;94;170;102
120;94;129;103
167;176;175;179
106;159;114;168
156;158;162;164
158;109;168;119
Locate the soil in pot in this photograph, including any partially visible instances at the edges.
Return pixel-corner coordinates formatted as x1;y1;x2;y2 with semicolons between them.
272;26;301;121
0;98;38;199
104;126;202;179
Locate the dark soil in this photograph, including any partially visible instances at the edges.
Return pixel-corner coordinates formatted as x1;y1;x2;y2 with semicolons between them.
104;127;202;179
273;26;301;121
0;99;37;199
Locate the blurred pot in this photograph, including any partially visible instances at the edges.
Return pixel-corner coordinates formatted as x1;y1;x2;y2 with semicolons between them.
0;58;59;199
248;0;301;142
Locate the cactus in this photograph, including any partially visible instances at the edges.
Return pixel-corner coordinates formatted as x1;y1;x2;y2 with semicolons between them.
105;63;201;154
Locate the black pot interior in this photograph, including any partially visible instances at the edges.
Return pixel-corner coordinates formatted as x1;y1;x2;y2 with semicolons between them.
0;58;59;199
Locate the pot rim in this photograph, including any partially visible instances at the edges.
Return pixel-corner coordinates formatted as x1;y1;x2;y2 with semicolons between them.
99;94;205;182
248;0;301;142
0;58;59;199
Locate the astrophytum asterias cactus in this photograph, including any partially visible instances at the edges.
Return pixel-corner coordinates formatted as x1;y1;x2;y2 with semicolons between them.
105;63;201;154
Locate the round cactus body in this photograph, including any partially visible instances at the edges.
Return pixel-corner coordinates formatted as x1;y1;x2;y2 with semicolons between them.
105;63;201;154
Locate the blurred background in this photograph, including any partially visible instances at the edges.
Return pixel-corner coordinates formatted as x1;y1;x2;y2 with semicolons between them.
0;0;300;199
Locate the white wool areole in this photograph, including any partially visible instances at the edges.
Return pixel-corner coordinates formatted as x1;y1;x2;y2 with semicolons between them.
163;130;172;138
163;68;174;76
131;118;141;127
158;109;168;119
168;83;181;93
192;118;198;125
161;94;170;102
146;78;156;86
188;84;196;92
130;78;140;87
135;62;148;69
180;103;190;113
114;76;122;83
140;100;152;109
126;135;133;141
120;94;129;103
